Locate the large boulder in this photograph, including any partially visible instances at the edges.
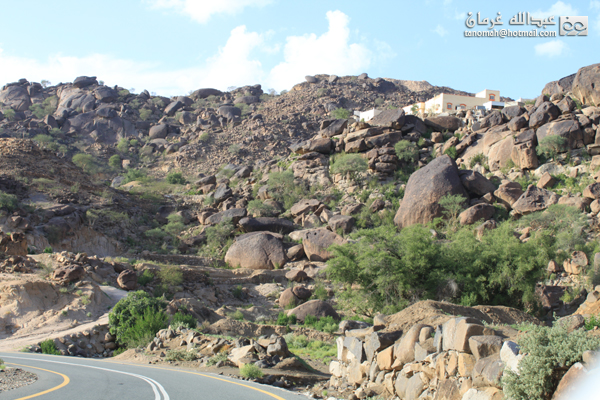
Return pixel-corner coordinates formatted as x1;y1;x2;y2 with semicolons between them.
205;208;247;225
117;270;137;290
488;136;515;171
424;116;462;132
53;265;85;284
0;85;31;111
224;232;287;269
238;217;295;235
529;102;560;128
73;76;98;88
149;124;168;139
459;170;496;196
511;185;559;214
459;204;495;225
394;155;469;228
368;109;405;128
536;120;582;151
286;299;340;322
94;86;118;103
298;228;346;262
0;232;27;256
571;63;600;106
320;119;348;137
542;73;576;97
191;88;223;99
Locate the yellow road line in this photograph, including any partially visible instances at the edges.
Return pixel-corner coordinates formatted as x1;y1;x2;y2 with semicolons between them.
7;362;70;400
99;361;287;400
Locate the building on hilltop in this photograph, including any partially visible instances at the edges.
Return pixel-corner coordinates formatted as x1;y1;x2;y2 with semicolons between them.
403;89;505;116
353;108;382;122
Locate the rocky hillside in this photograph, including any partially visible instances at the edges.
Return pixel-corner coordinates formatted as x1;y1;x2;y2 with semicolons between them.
1;63;600;400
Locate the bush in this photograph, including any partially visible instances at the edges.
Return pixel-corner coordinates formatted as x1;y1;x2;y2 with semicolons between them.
123;169;150;184
330;153;368;177
0;191;18;211
108;291;166;345
116;138;129;154
327;221;554;315
29;96;58;119
246;199;277;217
502;322;600;400
230;310;244;321
395;140;419;163
444;146;458;159
171;312;197;329
228;144;241;155
267;170;309;210
43;247;53;254
165;349;197;361
199;219;235;257
72;153;98;174
166;172;186;185
304;315;338;333
40;339;60;355
158;265;183;286
537;135;567;159
139;108;152;121
331;108;351;119
239;363;264;379
206;351;228;366
137;270;154;285
109;154;122;170
3;109;16;121
276;312;297;326
120;307;169;348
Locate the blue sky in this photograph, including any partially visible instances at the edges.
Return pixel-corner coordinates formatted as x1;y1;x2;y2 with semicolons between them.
0;0;597;99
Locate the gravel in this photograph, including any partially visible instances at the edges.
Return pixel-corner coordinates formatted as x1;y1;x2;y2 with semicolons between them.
0;367;38;392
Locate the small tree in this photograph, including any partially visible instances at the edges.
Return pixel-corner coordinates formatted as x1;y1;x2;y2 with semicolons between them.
166;172;186;185
395;140;419;163
109;154;122;170
330;153;368;176
537;135;567;160
72;153;98;174
438;194;466;224
331;108;351;119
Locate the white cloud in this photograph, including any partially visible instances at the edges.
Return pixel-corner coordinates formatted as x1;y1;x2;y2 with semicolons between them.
532;1;579;19
0;10;392;94
454;10;466;20
534;40;568;57
591;1;600;10
433;24;448;37
144;0;273;23
0;25;270;95
266;10;386;90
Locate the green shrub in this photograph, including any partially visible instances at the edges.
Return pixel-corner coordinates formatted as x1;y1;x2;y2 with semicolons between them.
327;221;554;315
230;310;244;321
0;191;18;211
137;270;154;285
206;351;228;366
121;307;168;348
3;109;16;121
312;281;329;301
139;108;152;121
123;168;150;184
331;108;350;119
502;322;600;400
166;172;186;185
158;265;183;286
585;315;600;330
40;339;60;355
163;213;185;235
29;96;58;119
112;347;126;357
43;247;53;254
171;312;197;329
304;315;338;333
267;170;309;210
109;154;122;170
330;153;368;176
395;140;419;163
165;349;197;361
470;153;488;169
537;135;567;159
444;146;458;159
72;153;98;174
246;199;277;217
199;219;235;258
108;291;166;345
276;312;297;326
232;285;243;299
228;144;241;155
239;363;264;379
116;138;130;154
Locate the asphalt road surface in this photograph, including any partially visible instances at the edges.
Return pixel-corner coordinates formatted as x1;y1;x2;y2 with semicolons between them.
1;352;308;400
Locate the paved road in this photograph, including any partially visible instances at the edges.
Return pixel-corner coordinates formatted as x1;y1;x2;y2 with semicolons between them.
1;353;308;400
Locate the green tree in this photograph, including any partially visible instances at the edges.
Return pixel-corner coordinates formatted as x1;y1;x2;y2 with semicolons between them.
537;135;567;160
395;140;419;163
166;172;186;185
330;153;368;176
108;291;166;345
72;153;98;174
109;154;122;170
331;108;351;119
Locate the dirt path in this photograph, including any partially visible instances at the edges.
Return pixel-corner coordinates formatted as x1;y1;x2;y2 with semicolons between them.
0;286;127;352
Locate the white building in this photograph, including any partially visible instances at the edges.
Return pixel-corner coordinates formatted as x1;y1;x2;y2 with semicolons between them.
354;108;382;122
403;89;505;116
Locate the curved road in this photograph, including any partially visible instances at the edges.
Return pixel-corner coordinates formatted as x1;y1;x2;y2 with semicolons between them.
1;353;308;400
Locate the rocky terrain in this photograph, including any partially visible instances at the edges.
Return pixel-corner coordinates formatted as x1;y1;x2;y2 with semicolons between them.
1;63;600;399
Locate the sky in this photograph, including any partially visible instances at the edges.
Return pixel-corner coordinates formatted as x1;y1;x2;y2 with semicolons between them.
0;0;597;99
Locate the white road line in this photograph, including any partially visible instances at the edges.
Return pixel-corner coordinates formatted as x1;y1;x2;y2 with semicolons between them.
3;356;170;400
